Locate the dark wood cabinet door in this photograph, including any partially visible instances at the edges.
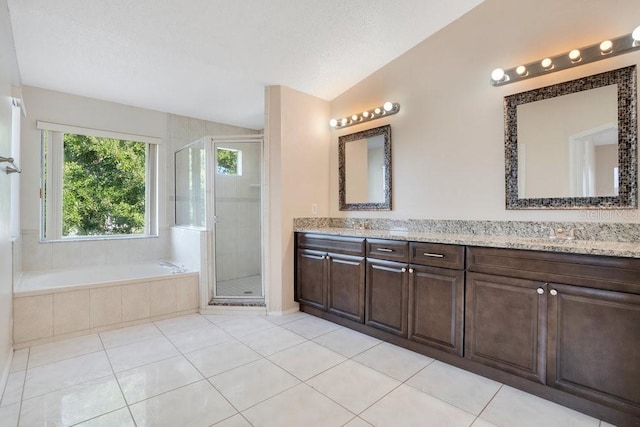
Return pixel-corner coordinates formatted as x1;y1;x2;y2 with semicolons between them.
547;283;640;417
296;249;327;310
465;272;547;383
327;254;366;323
408;265;464;355
365;258;408;337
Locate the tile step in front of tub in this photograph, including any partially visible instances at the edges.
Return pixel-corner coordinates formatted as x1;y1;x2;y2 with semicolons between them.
209;298;266;307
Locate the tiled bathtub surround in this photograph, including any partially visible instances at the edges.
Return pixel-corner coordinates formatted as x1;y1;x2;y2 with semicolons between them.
294;218;640;258
20;230;170;272
13;274;199;348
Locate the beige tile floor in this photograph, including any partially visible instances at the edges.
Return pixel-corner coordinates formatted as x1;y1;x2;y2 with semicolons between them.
0;312;614;427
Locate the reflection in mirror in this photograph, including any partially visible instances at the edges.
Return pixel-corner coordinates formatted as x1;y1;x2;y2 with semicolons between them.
339;125;391;210
505;66;637;209
517;85;618;198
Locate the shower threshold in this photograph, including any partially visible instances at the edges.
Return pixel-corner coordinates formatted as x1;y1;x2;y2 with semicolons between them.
209;298;266;307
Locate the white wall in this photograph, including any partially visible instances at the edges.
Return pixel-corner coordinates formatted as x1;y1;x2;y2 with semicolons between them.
0;0;21;394
266;86;330;313
329;0;640;222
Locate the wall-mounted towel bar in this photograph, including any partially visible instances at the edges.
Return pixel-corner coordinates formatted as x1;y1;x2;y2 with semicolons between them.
0;156;21;174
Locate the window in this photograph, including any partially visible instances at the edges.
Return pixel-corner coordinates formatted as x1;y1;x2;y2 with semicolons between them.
216;147;242;175
39;122;158;240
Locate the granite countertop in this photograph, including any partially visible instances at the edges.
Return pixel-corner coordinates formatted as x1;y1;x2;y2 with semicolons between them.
294;227;640;258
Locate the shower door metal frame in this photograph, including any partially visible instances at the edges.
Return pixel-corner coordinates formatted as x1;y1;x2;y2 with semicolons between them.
206;135;265;301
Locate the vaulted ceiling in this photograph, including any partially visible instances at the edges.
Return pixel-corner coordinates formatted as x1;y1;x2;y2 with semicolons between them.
7;0;484;129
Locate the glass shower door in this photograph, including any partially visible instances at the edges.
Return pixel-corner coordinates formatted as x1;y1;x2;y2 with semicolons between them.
211;137;263;299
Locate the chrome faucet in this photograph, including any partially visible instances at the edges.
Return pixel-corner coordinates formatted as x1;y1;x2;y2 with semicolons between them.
160;261;186;273
544;226;584;240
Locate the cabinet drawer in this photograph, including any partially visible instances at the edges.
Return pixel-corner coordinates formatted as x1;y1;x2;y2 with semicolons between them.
367;239;409;262
297;233;365;256
410;242;464;270
467;246;640;294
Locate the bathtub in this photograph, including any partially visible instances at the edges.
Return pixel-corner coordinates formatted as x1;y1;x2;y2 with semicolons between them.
15;262;192;295
13;262;200;348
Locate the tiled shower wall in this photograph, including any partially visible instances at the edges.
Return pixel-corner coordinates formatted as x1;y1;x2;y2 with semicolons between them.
214;142;262;282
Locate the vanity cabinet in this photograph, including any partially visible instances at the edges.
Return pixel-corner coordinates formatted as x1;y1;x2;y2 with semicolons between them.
296;249;327;310
295;234;366;322
365;239;409;336
464;272;547;383
408;242;465;356
295;233;640;424
467;246;640;418
547;283;640;416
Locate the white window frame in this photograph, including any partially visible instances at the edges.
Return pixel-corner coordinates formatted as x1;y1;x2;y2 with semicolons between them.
38;121;160;241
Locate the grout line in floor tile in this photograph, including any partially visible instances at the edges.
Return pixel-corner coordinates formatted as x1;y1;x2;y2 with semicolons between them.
100;327;164;351
67;406;129;427
97;332;137;425
234;379;303;414
20;372;118;405
400;356;436;385
476;383;504;422
205;376;244;417
342;340;384;360
14;347;30;426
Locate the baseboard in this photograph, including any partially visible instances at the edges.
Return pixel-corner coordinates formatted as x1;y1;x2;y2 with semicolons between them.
0;345;13;401
267;304;300;316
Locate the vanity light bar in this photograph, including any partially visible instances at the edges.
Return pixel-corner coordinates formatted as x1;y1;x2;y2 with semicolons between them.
329;102;400;129
491;25;640;86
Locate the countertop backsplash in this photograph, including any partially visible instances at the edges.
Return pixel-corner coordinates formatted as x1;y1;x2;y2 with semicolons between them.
293;218;640;258
294;217;640;243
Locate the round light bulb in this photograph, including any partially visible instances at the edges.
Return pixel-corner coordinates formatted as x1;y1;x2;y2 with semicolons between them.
351;114;359;121
340;118;348;126
569;49;581;62
632;25;640;42
383;102;394;112
329;118;337;127
600;40;613;54
374;108;382;115
491;68;505;82
541;58;553;69
515;65;527;76
362;111;370;118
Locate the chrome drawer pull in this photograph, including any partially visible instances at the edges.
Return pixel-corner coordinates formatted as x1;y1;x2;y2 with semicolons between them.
423;253;444;258
377;248;394;252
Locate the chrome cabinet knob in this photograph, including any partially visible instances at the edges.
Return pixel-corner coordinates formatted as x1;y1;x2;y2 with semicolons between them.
401;268;407;273
536;288;544;295
409;268;414;274
550;289;558;296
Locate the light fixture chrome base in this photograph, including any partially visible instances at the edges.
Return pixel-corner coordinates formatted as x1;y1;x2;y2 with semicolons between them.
330;102;400;129
491;27;640;87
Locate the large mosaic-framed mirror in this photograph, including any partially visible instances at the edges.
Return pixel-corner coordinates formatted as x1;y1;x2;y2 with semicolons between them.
339;125;392;211
505;65;637;209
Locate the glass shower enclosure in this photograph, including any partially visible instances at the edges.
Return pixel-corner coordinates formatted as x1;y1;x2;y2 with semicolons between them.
175;135;264;302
